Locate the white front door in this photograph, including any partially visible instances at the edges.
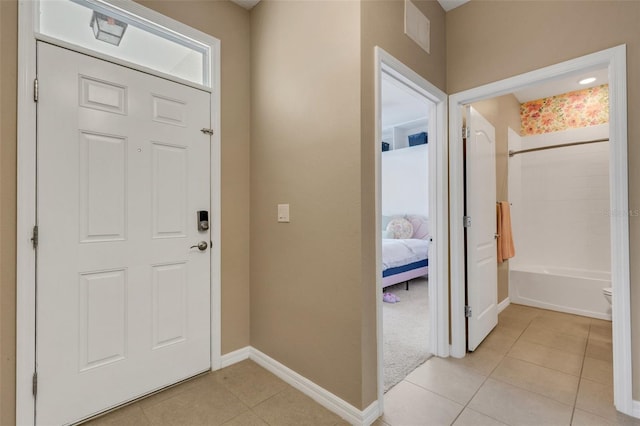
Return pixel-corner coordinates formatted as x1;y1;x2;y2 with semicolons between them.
465;106;498;351
36;42;212;425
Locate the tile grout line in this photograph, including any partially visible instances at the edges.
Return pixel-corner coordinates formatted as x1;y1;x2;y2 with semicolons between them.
569;322;592;425
447;313;530;426
499;311;588;425
448;308;571;425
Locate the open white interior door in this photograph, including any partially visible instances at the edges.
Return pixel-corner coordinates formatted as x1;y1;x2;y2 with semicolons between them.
465;106;498;351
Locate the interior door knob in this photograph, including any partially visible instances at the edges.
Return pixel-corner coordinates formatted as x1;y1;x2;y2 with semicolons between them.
190;241;208;251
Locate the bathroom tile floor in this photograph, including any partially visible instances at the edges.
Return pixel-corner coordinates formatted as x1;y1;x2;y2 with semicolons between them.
377;304;638;426
84;304;635;426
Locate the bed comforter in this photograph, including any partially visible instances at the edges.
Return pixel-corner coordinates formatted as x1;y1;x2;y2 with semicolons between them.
382;238;429;271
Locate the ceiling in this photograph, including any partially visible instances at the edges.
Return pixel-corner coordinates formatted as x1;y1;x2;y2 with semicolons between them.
513;67;609;103
381;73;431;129
232;0;471;12
230;0;260;10
437;0;470;12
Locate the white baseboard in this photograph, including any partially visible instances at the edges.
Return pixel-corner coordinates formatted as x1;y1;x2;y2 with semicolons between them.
497;297;510;314
361;400;382;425
220;346;250;368
631;399;640;419
249;347;380;425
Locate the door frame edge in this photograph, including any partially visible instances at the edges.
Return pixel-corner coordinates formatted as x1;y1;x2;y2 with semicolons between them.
15;2;223;424
448;45;633;415
373;46;450;413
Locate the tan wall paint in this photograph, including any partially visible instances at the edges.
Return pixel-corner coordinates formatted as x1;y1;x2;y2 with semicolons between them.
472;94;521;304
0;1;18;424
0;1;250;422
360;0;446;405
447;0;640;398
250;0;446;409
250;0;366;408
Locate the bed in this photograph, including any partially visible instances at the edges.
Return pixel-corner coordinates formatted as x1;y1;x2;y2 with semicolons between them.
381;215;430;290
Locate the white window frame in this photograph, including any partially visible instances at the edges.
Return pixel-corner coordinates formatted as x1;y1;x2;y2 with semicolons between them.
448;45;633;416
16;1;222;424
35;0;214;90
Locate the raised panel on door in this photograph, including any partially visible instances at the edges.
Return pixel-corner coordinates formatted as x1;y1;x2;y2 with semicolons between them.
152;262;188;349
79;132;128;242
151;142;188;239
79;269;128;371
466;106;498;352
36;42;212;425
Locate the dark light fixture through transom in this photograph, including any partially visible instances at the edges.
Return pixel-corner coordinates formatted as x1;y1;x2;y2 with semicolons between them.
90;11;127;46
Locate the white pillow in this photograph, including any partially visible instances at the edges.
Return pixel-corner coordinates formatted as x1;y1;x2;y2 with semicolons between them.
386;218;413;239
406;215;430;239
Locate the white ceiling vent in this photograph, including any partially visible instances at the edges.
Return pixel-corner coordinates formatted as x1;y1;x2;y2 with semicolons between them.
404;0;430;54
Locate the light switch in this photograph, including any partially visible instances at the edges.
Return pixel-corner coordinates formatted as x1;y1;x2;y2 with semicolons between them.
277;204;290;223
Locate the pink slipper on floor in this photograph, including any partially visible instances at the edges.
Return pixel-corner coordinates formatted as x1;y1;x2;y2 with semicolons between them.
383;292;400;303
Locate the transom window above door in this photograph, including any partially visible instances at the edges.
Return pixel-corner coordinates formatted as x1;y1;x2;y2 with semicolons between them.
37;0;211;87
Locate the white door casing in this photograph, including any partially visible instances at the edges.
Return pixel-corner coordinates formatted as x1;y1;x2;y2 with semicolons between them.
465;106;498;351
374;47;449;415
37;42;212;425
448;46;631;415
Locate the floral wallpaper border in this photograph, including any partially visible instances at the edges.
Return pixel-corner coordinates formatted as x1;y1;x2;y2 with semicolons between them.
521;84;609;136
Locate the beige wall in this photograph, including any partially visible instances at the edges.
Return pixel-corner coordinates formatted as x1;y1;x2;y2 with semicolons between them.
1;0;18;423
250;0;446;409
0;1;250;423
249;0;446;409
472;94;521;303
250;0;366;408
360;0;446;405
447;0;640;398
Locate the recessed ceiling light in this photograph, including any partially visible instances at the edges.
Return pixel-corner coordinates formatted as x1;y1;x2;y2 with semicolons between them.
579;77;597;85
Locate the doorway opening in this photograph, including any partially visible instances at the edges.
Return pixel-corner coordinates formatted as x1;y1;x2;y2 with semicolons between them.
449;45;632;415
374;47;449;411
380;69;433;392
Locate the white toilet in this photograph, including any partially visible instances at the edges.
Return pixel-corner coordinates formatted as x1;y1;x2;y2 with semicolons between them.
603;287;612;305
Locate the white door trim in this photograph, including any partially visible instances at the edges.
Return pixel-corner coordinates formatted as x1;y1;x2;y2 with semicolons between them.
16;1;221;424
374;47;449;413
448;45;632;416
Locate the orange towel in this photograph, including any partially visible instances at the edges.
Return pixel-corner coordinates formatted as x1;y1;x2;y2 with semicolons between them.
497;201;515;263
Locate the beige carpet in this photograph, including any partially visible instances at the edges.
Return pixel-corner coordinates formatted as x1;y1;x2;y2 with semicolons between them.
383;276;431;392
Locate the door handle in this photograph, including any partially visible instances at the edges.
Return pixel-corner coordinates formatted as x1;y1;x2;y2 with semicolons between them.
190;241;208;251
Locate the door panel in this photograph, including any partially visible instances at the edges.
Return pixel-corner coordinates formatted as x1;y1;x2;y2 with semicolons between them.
466;106;498;351
36;42;212;425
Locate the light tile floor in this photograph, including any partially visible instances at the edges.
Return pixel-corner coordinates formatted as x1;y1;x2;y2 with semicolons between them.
377;304;640;426
86;304;637;426
84;360;349;426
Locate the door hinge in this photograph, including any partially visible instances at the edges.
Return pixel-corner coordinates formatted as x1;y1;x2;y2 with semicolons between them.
200;128;214;135
32;372;37;397
465;305;472;318
463;216;471;228
462;126;470;139
31;225;38;249
33;78;39;103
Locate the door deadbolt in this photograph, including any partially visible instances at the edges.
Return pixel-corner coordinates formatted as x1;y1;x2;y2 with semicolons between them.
197;210;209;232
190;241;208;251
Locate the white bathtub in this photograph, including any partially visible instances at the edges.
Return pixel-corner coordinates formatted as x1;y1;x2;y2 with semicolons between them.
509;266;611;320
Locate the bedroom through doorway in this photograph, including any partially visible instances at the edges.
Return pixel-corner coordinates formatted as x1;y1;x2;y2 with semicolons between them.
380;69;433;392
